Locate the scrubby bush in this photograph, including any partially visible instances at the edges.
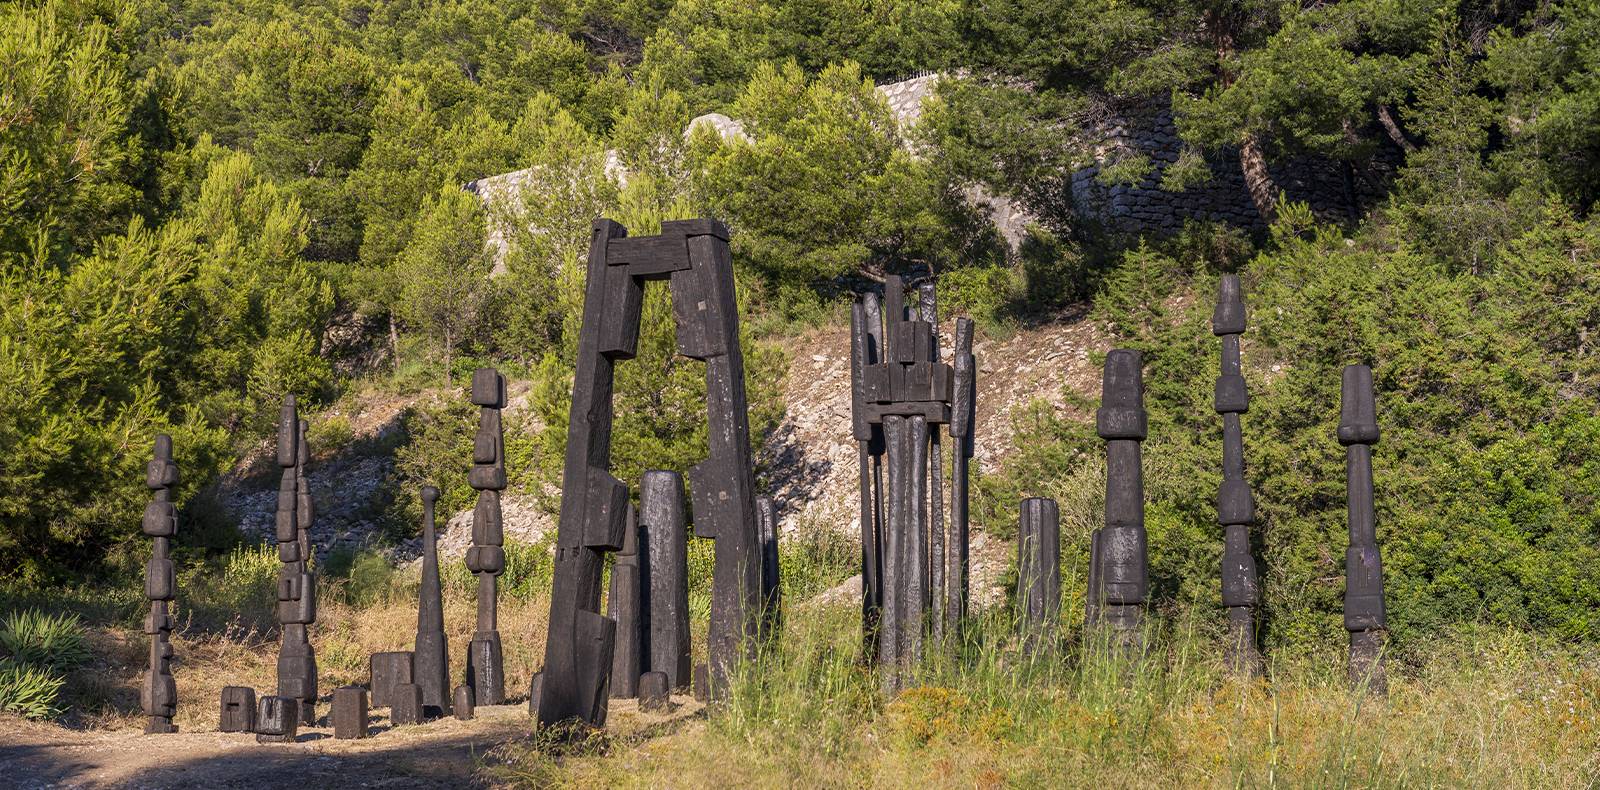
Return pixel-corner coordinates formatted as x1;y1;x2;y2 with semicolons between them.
980;203;1600;651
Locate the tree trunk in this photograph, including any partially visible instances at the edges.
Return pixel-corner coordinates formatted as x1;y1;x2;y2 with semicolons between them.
1239;132;1278;222
1376;105;1416;153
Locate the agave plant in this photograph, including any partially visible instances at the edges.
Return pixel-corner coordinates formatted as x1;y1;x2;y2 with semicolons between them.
0;609;90;673
0;659;66;720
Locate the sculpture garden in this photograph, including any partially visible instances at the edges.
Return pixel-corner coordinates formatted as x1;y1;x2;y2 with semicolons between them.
4;2;1600;785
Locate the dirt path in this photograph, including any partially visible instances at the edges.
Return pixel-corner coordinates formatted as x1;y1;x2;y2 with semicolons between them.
0;698;702;789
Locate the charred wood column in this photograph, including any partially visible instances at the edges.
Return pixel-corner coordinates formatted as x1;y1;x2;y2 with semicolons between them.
466;368;507;706
1017;497;1061;653
1213;276;1263;676
918;285;946;641
538;219;759;728
679;223;762;701
607;505;643;699
641;471;691;691
850;276;975;690
141;434;179;733
757;496;782;639
850;296;885;658
415;486;450;718
273;397;318;727
1092;350;1148;639
947;319;975;637
1339;364;1386;694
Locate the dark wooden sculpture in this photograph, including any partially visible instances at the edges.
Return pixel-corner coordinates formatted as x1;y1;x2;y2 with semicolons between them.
255;696;298;743
1339;364;1386;693
1213;275;1264;675
273;399;318;726
141;434;179;733
607;505;644;699
333;686;368;739
1087;350;1148;640
466;368;508;706
415;485;450;718
850;276;977;689
641;470;691;692
1017;497;1061;653
639;671;670;713
756;495;782;638
219;686;254;733
370;651;414;709
537;219;761;728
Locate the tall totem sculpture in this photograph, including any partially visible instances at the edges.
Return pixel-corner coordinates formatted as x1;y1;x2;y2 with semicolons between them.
273;397;318;725
1086;350;1148;641
415;486;450;718
1212;276;1263;675
141;435;179;733
849;276;977;689
465;368;507;707
1339;364;1386;693
537;219;761;728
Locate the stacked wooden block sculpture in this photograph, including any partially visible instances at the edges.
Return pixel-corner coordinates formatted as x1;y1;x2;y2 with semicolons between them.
140;435;179;734
1213;275;1263;675
465;368;509;711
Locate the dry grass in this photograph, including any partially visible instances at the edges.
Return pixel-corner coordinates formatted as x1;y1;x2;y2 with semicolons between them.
62;572;555;733
491;607;1600;788
25;550;1600;788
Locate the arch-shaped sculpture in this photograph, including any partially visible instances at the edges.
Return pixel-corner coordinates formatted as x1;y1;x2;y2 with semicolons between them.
536;219;761;728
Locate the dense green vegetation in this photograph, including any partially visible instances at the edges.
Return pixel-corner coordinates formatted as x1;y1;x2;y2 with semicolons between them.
1;0;1596;661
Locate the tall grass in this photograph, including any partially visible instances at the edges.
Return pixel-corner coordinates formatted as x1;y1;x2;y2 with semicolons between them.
497;604;1600;788
180;543;279;633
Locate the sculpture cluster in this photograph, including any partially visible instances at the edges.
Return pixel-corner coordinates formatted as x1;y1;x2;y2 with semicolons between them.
849;276;977;689
994;277;1385;692
605;473;694;708
535;218;774;729
187;233;1392;745
140;435;179;733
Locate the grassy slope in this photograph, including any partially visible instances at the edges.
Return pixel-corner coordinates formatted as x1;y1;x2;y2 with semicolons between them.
497;605;1600;788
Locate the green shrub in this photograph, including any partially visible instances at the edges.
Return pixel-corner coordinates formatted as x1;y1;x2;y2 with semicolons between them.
338;549;408;607
0;609;89;673
779;528;858;602
385;393;476;541
500;540;558;601
181;544;279;631
307;413;356;455
937;264;1017;331
0;659;66;720
979;205;1600;651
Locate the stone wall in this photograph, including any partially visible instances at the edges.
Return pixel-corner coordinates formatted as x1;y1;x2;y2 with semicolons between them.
1069;97;1402;234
